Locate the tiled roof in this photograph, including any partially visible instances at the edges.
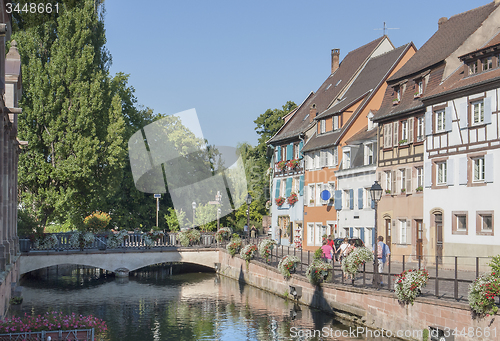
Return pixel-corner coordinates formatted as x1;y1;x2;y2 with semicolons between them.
318;44;412;119
345;126;377;145
267;36;387;145
301;130;341;153
389;2;497;82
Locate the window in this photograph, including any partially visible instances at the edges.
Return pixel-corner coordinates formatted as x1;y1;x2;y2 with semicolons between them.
437;162;447;185
280;180;286;197
294;144;300;159
308;184;315;206
364;143;374;165
385;171;392;193
417;80;423;95
383;123;393;148
416;116;424;141
343;151;350;169
399;220;407;244
435;110;445;133
365;188;372;208
327;147;337;167
307;223;314;245
293;176;300;193
482;57;493;71
473;156;485;182
472;100;484;125
328;182;335;204
416;167;423;189
320;119;326;134
476;211;494;236
469;60;478;74
400;169;406;193
396;88;401;101
333;115;340;130
400;120;408;143
344;190;350;209
314;151;320;169
315;223;322;246
316;183;322;205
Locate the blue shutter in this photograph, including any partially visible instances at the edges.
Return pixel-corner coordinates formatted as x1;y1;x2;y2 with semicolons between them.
286;177;292;197
484;97;492;125
287;143;293;161
299;141;304;158
349;189;354;210
275;179;281;199
334;190;342;210
358;188;363;209
299;175;304;196
277;147;281;161
349;227;353;238
425;111;432;136
445;106;453;132
360;227;365;243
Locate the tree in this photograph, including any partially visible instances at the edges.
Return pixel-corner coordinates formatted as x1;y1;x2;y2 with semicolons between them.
164;207;186;232
15;0;125;228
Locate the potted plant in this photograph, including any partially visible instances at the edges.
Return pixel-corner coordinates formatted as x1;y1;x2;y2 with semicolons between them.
401;188;406;194
178;229;201;247
306;259;333;285
399;139;408;145
394;269;429;305
385;189;391;194
143;231;164;247
287;159;300;169
69;231;95;251
258;239;276;263
215;227;232;242
277;161;287;170
416;186;423;192
468;255;500;317
226;234;242;257
107;229;129;249
341;247;374;278
278;255;300;279
275;197;285;206
392;98;400;105
287;193;298;206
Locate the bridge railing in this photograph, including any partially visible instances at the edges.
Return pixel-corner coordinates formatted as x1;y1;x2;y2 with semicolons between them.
20;231;218;252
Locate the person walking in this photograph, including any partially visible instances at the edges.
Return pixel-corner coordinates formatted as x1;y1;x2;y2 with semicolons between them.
375;236;391;284
321;240;334;264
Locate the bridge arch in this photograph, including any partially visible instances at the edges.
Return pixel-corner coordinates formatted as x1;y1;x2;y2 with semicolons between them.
20;249;219;275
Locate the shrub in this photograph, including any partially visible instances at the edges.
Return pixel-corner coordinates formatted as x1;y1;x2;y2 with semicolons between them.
83;211;111;233
178;229;201;247
106;230;129;249
313;247;323;260
215;227;232;242
69;231;94;249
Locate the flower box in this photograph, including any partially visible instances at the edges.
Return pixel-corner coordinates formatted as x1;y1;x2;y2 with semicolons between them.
275;197;285;206
287;193;298;206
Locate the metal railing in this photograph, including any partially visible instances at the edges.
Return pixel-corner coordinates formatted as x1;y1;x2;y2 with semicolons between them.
0;328;94;341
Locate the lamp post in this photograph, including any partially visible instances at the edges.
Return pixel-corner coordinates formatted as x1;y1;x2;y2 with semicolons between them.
216;191;222;232
192;201;196;229
370;181;383;288
246;193;252;243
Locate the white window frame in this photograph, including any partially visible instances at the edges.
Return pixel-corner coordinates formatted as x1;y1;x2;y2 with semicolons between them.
328;182;335;204
482;57;493;71
308;184;315;206
399;219;407;244
315;223;322;246
473;156;485;182
333;115;339;131
437;161;447;185
294;144;299;159
416;116;424;141
401;120;408;142
436;110;445;133
316;183;322;206
400;169;406;192
307;223;314;245
472;100;484;125
343;150;351;169
385;171;392;193
416;167;423;188
320;119;326;134
364;143;373;165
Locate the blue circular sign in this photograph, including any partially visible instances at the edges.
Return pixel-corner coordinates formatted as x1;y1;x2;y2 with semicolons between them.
320;190;331;201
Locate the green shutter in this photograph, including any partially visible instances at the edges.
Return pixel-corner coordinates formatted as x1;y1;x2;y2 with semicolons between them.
275;179;281;199
286;177;292;197
299;175;304;196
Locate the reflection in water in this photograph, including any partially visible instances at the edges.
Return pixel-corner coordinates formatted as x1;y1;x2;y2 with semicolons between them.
13;265;397;340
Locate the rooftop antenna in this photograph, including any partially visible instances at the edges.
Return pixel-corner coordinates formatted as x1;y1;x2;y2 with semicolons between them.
374;22;399;36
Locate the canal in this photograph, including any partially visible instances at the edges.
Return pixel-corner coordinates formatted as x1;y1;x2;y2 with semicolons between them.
11;264;398;340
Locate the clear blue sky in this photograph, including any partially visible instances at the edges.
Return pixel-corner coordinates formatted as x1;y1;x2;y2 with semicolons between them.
104;0;487;148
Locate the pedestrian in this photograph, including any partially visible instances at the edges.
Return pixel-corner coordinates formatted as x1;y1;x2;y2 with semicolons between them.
327;235;337;261
250;225;256;238
374;236;391;284
321;239;333;264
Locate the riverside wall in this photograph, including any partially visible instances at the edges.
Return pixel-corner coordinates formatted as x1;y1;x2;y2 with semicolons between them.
217;250;500;341
0;255;20;319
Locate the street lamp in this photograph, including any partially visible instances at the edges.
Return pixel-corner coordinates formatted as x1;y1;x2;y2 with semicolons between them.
216;191;222;232
370;180;383;288
192;201;197;229
246;193;252;242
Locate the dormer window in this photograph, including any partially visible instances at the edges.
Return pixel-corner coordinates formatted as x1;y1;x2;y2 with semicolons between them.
367;112;374;130
393;87;401;105
414;79;423;98
320;119;326;134
469;60;478;75
333;115;340;131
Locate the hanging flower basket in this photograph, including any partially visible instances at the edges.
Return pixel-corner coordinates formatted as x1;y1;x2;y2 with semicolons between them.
275;197;285;206
226;235;242;257
468;272;500;317
306;260;333;285
394;269;429;305
258;239;276;263
341;247;374;277
69;231;95;250
240;244;258;263
278;255;300;279
215;227;232;242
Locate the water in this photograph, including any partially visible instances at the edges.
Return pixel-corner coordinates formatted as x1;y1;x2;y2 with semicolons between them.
10;265;398;341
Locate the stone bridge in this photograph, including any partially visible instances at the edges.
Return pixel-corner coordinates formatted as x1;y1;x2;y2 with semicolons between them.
19;248;220;277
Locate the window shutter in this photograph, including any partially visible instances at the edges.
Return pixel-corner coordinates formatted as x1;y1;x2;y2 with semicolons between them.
275;179;281;198
349;189;354;210
277;147;281;161
485;153;494;183
445;106;453;132
459;102;468;129
447;159;454;186
393;220;399;245
406;221;412;245
484;97;492;125
393;121;399;146
408;117;414;143
424;162;432;188
334;147;338;165
392;170;397;194
299;141;304;157
349;227;353;238
320;150;326;168
425;111;432;136
334;190;342;210
286;177;292;197
384;124;391;148
299;175;304;196
287;143;293;161
459;157;468;185
358;188;363;209
360;227;365;243
406;167;412;194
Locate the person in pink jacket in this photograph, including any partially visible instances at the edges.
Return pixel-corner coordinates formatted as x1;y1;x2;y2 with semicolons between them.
321;239;334;263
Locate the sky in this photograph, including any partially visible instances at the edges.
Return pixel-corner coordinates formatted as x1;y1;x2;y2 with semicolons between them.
103;0;488;149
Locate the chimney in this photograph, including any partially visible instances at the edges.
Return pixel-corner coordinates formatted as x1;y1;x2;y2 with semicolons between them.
438;17;448;29
331;49;340;74
309;104;316;123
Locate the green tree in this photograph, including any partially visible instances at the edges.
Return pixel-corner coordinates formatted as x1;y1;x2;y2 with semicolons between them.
164;207;186;232
15;0;125;228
